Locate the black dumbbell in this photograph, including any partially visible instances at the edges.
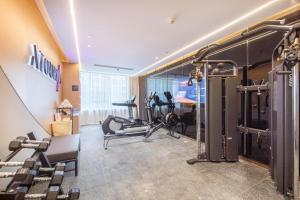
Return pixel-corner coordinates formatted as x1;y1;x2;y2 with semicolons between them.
16;169;64;186
9;140;48;152
0;158;36;169
38;163;66;173
0;168;64;186
16;186;80;200
16;136;51;145
0;160;64;174
32;170;64;186
0;168;34;182
15;186;28;200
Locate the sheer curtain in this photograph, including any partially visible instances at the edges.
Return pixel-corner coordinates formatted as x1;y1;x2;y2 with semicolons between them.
147;77;176;101
80;71;130;125
146;77;179;114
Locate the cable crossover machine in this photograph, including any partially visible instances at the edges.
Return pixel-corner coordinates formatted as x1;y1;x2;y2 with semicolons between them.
181;19;300;199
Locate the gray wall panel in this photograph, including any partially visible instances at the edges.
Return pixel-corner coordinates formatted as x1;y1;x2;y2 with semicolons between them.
208;77;223;161
225;77;238;161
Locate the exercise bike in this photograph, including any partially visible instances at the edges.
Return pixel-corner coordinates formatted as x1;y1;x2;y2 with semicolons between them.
102;92;157;149
149;92;180;139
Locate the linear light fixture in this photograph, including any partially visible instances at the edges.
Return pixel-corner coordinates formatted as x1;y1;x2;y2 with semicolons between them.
134;0;281;76
69;0;81;65
94;64;134;71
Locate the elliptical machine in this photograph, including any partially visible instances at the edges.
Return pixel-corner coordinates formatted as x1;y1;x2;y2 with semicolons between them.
111;95;143;125
101;96;144;134
102;92;156;149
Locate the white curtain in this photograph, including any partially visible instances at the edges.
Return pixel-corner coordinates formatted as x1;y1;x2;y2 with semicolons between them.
146;77;177;101
80;71;130;125
146;77;180;115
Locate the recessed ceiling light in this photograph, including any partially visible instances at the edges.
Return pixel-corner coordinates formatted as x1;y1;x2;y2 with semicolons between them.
155;56;159;60
87;35;92;38
88;44;92;48
168;16;176;24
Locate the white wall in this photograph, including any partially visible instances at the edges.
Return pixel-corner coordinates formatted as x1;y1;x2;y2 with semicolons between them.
0;67;49;158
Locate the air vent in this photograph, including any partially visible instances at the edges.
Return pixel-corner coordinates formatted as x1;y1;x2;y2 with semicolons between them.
94;64;133;71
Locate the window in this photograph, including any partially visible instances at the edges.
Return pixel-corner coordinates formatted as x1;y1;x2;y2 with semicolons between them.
147;77;175;101
80;70;130;124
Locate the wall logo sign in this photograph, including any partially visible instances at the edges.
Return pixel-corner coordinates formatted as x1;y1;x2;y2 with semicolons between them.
27;44;61;91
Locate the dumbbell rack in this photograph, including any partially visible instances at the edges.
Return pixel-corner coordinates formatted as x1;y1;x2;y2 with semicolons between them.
0;146;46;199
0;137;80;200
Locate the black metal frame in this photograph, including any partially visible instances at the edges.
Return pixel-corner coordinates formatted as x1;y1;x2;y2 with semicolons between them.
269;23;300;198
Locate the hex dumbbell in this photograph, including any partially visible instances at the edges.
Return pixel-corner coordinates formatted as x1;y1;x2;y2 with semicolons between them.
16;136;51;145
0;167;64;186
9;140;48;152
0;158;36;169
32;170;65;186
30;162;66;177
0;160;64;173
20;169;64;186
0;168;32;182
37;163;66;173
16;186;80;200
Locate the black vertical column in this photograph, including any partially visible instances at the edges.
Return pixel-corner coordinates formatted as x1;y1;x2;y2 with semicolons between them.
241;66;252;156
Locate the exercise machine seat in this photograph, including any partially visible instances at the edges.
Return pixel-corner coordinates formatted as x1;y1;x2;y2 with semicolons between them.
46;134;80;163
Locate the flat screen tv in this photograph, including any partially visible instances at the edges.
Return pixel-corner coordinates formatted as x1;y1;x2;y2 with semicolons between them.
173;77;205;104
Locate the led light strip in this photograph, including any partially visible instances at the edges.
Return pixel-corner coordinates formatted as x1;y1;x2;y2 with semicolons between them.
149;31;276;78
69;0;81;65
134;0;281;76
208;31;277;57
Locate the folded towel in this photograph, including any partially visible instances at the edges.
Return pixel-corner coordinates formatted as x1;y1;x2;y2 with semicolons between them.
59;99;73;108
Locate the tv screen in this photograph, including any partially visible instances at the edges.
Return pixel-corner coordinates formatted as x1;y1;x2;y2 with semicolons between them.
173;77;205;104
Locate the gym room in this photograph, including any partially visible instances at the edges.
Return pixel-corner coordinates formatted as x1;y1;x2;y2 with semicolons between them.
0;0;300;199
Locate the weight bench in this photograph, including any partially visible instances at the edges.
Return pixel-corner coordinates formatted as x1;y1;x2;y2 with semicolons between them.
27;132;80;176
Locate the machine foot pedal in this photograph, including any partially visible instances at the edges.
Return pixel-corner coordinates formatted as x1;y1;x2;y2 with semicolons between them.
186;158;209;164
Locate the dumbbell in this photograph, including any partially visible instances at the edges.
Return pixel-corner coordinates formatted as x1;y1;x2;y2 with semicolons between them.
0;158;36;169
0;159;64;173
26;162;65;175
16;136;51;145
9;140;48;152
20;169;64;186
38;163;66;174
16;186;80;200
32;170;65;186
0;168;32;182
0;168;64;186
33;166;65;186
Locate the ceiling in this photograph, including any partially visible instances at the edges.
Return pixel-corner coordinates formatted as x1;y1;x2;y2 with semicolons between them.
42;0;298;75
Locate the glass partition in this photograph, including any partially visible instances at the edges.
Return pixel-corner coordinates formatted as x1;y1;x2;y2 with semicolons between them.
146;64;197;138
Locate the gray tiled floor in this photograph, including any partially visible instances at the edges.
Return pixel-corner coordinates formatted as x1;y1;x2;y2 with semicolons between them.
60;125;283;200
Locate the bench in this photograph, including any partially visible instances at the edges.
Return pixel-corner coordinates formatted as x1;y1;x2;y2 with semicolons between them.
27;132;80;176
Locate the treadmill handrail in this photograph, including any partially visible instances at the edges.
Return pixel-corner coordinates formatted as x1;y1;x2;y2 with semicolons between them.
112;102;137;107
